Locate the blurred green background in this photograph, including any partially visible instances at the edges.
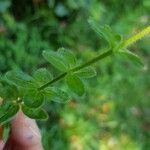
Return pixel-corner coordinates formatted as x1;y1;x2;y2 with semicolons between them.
0;0;150;149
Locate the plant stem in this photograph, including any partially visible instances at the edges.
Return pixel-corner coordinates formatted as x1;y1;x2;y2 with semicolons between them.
122;26;150;48
38;72;67;90
70;49;112;72
38;49;113;91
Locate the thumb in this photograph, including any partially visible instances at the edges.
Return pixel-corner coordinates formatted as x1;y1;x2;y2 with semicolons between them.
0;141;4;150
0;124;4;150
5;111;43;150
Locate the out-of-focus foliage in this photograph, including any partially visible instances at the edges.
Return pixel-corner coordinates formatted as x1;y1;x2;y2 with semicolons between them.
0;0;149;149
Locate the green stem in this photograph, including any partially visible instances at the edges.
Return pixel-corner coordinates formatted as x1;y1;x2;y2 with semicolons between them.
38;72;67;90
38;49;113;91
70;49;112;72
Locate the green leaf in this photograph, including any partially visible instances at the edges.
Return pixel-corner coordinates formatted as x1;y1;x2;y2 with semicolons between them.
117;49;144;66
58;47;76;68
33;68;53;86
42;50;67;71
66;74;85;96
0;104;19;125
0;78;19;100
75;67;97;78
88;19;111;43
1;85;18;101
22;105;48;120
88;19;122;48
23;91;44;108
43;87;70;103
5;70;35;88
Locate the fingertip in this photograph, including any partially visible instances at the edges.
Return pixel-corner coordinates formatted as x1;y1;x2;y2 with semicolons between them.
0;140;4;150
10;111;42;147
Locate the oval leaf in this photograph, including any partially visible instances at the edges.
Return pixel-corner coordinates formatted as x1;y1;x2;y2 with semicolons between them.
66;74;85;96
117;49;143;66
88;19;122;47
22;105;48;120
23;91;44;108
42;50;67;71
5;70;35;88
0;84;18;101
0;104;19;125
33;68;53;86
43;87;70;103
75;67;97;78
58;47;76;68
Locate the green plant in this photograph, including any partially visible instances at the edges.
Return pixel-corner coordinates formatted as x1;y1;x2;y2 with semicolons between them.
0;19;149;125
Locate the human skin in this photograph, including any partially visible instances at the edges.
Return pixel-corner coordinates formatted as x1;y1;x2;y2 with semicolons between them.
0;112;43;150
